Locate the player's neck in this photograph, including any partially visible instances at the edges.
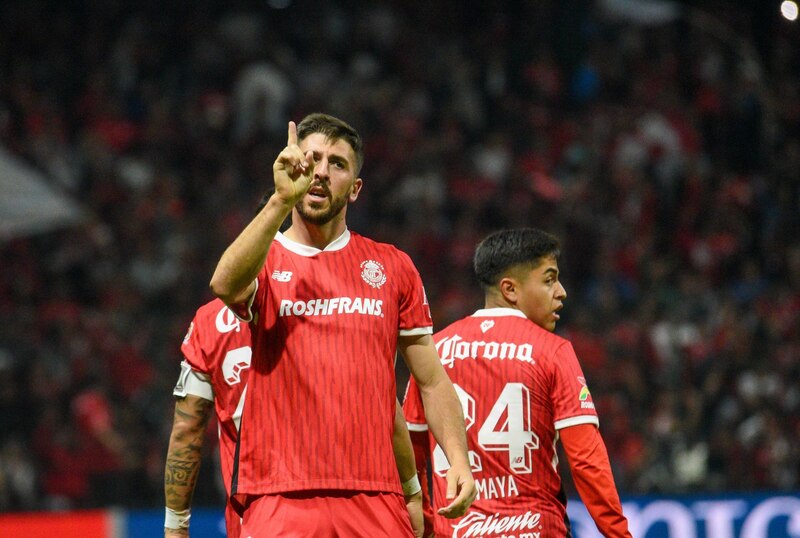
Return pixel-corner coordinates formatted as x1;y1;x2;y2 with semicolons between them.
484;294;515;310
284;217;347;250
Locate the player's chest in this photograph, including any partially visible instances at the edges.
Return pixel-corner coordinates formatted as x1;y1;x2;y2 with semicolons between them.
266;253;400;320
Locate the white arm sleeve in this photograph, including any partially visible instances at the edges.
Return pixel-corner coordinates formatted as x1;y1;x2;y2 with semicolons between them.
173;360;214;401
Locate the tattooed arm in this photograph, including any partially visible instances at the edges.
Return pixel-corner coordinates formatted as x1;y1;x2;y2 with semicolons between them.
164;394;214;537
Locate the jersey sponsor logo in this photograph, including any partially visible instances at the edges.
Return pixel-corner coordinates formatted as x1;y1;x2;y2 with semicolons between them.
577;377;595;409
182;321;194;344
278;297;384;317
436;334;535;369
222;346;252;386
271;270;293;282
215;305;242;333
480;320;495;333
474;474;519;501
450;509;542;538
360;259;387;289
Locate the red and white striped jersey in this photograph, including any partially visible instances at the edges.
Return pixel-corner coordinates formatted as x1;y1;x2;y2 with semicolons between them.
404;308;599;538
232;230;433;497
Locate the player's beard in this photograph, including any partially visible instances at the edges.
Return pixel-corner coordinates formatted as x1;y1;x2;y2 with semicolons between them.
295;190;350;225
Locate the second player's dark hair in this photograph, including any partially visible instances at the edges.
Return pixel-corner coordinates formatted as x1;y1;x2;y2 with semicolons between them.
473;228;561;290
297;113;364;174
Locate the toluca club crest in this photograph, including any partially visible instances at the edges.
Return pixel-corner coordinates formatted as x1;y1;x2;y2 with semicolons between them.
360;259;387;289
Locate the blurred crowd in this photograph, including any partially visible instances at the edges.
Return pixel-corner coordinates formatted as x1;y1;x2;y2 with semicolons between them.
1;0;798;512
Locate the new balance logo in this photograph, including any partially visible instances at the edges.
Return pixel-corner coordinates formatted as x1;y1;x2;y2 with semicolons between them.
271;270;293;282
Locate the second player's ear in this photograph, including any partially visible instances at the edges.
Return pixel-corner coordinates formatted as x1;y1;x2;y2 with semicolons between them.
499;277;518;304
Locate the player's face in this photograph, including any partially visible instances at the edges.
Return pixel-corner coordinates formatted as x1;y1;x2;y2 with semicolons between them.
516;255;567;332
296;133;362;225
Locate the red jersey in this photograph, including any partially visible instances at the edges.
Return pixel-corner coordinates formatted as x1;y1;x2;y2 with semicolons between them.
178;299;251;538
232;230;432;497
404;308;599;538
179;299;251;495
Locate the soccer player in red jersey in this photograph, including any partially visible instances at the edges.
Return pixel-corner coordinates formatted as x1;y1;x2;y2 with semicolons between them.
404;228;632;537
164;298;426;537
164;299;250;538
208;113;476;536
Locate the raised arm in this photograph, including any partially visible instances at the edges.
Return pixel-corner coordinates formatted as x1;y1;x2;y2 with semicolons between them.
398;333;476;518
209;121;314;307
164;394;214;537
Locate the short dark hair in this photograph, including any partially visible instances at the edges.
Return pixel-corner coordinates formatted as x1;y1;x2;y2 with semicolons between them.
297;113;364;174
473;228;561;290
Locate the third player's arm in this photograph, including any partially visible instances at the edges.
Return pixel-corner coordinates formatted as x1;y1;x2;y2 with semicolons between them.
398;333;476;518
393;400;424;538
560;424;632;537
164;394;214;537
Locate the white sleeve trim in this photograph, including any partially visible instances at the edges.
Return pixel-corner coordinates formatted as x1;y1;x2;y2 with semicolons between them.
173;361;214;401
554;415;599;430
407;421;429;432
398;326;433;336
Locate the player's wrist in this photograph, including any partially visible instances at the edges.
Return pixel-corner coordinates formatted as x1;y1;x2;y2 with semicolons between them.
268;190;300;212
402;473;422;497
164;507;191;531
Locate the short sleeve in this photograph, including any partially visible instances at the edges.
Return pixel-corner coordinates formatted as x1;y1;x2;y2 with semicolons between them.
402;377;428;432
550;342;600;430
395;250;433;336
180;316;208;374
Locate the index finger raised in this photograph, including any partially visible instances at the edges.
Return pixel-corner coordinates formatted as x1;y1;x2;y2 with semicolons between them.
287;121;298;147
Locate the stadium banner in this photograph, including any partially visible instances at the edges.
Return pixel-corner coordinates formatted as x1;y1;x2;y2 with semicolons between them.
569;492;800;538
1;493;798;537
123;507;226;537
0;509;118;537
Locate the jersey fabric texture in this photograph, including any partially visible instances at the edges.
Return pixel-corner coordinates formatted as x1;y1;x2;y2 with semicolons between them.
239;491;414;537
232;229;432;498
403;308;599;538
178;298;251;537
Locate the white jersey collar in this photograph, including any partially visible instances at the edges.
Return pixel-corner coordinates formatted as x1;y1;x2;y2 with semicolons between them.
471;307;527;319
275;229;351;256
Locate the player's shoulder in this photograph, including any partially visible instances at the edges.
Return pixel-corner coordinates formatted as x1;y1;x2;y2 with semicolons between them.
188;298;247;339
436;310;571;350
349;231;415;264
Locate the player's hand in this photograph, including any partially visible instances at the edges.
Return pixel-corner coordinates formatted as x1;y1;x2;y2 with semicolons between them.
164;528;188;537
273;121;314;206
405;490;424;538
437;461;476;518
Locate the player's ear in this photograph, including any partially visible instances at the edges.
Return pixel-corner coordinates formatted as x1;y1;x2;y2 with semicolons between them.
498;277;518;304
349;177;363;202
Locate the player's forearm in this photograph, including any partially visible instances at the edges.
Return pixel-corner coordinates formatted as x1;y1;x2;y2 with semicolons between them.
418;375;469;468
561;425;631;537
210;195;293;304
400;335;470;468
164;397;213;514
393;402;418;482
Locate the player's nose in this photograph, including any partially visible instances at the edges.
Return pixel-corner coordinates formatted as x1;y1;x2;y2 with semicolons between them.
556;281;567;300
314;157;330;180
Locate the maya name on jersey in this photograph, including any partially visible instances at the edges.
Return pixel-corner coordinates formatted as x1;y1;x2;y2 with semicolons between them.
474;473;520;501
436;334;534;369
279;296;384;318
